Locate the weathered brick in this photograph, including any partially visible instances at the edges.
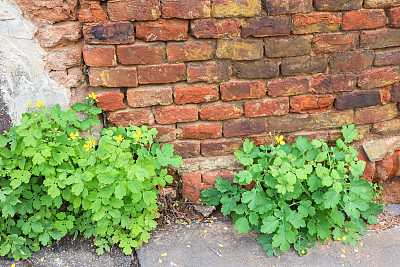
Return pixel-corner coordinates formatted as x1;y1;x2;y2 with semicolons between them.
96;91;126;112
191;18;240;39
267;77;310;97
242;16;291;37
373;119;400;134
264;0;312;14
83;22;134;45
45;45;82;70
138;64;185;84
173;142;200;158
233;60;279;79
127;87;172;108
136;19;188;41
177;124;222;140
307;110;354;130
335;90;381;110
50;67;83;88
314;0;363;11
354;103;398;124
167;42;215;62
16;0;78;22
244;98;289;117
155;106;198;124
151;126;176;142
220;81;266;101
83;45;116;67
174;85;219;105
391;84;400;102
358;67;400;89
264;36;311;58
292;13;342;34
388;7;400;27
342;10;386;31
187;62;231;83
223;118;266;137
78;0;108;23
381;176;400;203
290;95;334;113
211;0;261;18
374;49;400;66
330;51;374;73
312;32;359;53
108;109;155;127
247;135;274;146
360;29;400;49
202;170;221;188
162;0;211;19
381;86;391;104
375;154;396;181
364;0;400;8
311;74;357;94
358;152;375;182
36;22;82;48
286;131;329;145
268;114;309;133
216;39;263;60
200;104;243;121
182;171;202;202
107;0;160;21
201;140;243;156
117;44;165;65
281;56;328;76
89;68;138;87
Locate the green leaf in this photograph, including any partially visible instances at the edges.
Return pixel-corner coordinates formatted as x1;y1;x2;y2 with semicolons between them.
307;173;321;192
258;234;280;258
115;183;127;199
221;195;238;215
23;135;37;147
323;189;341;209
342;124;358;143
295;136;311;153
214;177;233;193
315;151;327;162
234;217;250;234
298;200;316;217
71;180;84;196
287;211;306;228
200;188;222;206
143;191;157;205
272;225;296;253
2;205;15;218
261;216;280;234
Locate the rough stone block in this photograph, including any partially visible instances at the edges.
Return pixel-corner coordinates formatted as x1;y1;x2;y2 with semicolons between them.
127;87;172;108
138;64;186;84
216;39;263;60
45;45;82;70
136;19;188;41
220;81;266;101
35;22;82;48
241;16;291;37
233;60;279;79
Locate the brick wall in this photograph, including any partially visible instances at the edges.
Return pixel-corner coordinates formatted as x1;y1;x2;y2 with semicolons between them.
15;0;400;203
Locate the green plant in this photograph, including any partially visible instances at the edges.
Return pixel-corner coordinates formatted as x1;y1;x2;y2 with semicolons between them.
0;94;182;260
201;125;383;257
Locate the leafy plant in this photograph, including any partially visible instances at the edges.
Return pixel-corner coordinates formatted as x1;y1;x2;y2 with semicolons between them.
201;126;383;257
0;94;182;260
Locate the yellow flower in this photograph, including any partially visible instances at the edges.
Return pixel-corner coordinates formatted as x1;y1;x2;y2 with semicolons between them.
35;101;44;108
340;254;346;258
275;135;285;145
83;140;96;151
132;131;144;142
115;135;123;143
26;102;34;106
301;250;305;254
360;242;363;247
69;132;79;140
161;253;167;256
55;258;60;261
88;92;97;99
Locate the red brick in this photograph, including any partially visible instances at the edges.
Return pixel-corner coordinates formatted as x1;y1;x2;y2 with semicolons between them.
375;154;396;181
354;103;398;124
79;0;108;23
364;0;400;8
358;152;376;182
182;171;202;202
172;142;200;158
187;62;231;83
311;74;356;94
108;109;155;127
45;44;82;70
107;0;160;21
201;140;243;156
220;81;266;102
290;95;334;114
292;13;342;34
216;39;263;60
221;170;237;182
241;16;290;37
211;0;262;18
117;44;165;65
89;68;138;87
127;87;172;108
223;118;266;138
374;49;400;66
200;104;243;121
264;36;311;58
191;18;240;39
281;56;328;76
312;32;359;53
314;0;363;11
360;29;400;49
138;64;185;84
265;0;312;14
380;176;400;203
286;131;329;145
233;60;279;79
268;114;309;133
307;110;354;130
83;46;116;67
373;118;400;134
151;126;176;142
267;77;309;97
245;98;289;117
381;86;391;104
35;22;82;48
335;90;381;110
174;85;219;105
247;135;274;146
162;0;211;19
330;51;374;73
155;106;198;124
388;7;400;27
177;124;222;140
202;170;221;189
136;19;188;41
391;84;400;102
16;0;78;22
167;42;215;62
342;10;386;31
83;22;134;45
358;67;400;89
96;91;126;112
